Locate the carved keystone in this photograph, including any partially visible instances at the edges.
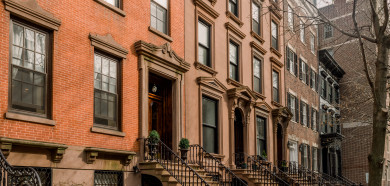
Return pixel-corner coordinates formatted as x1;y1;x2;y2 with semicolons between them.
0;142;12;158
52;148;66;163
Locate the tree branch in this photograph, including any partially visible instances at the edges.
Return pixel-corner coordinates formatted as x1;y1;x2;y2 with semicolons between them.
353;0;375;96
380;0;389;32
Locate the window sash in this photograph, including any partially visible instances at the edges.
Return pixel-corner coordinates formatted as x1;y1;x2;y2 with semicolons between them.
229;42;239;81
254;57;262;93
229;0;238;16
104;0;120;7
151;1;168;34
202;96;218;153
11;22;48;115
256;116;266;156
300;21;305;42
272;71;279;102
310;34;315;53
271;21;278;49
252;2;260;34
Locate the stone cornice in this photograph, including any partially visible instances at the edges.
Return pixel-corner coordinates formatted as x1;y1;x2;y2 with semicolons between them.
4;0;61;30
270;56;284;68
134;40;190;72
85;147;136;166
193;0;219;19
225;22;246;39
250;41;267;55
197;77;227;94
89;33;129;59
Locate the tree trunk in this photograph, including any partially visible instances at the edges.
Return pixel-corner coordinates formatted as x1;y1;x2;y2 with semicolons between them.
368;41;389;186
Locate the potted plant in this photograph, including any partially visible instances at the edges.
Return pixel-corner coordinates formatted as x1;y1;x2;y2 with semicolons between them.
280;160;288;172
261;150;268;161
148;130;160;159
179;138;190;160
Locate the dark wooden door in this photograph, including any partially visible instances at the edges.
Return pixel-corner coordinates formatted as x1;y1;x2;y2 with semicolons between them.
234;109;244;167
277;125;283;163
148;73;172;149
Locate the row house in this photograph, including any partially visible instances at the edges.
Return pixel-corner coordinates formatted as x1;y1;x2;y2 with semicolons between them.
0;0;185;185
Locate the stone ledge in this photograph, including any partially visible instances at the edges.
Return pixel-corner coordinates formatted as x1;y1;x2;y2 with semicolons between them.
85;147;136;165
94;0;126;17
148;26;173;42
90;126;125;137
0;137;67;162
5;112;55;126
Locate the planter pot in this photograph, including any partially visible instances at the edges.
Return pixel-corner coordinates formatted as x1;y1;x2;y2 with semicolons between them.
148;143;158;159
180;149;189;161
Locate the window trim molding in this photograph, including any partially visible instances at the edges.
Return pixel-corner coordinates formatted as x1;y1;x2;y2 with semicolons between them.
226;0;243;27
148;26;173;42
4;0;61;30
150;0;171;36
270;17;281;55
227;36;242;84
250;1;262;38
271;65;281;105
254;115;268;157
195;12;215;73
5;112;55;126
94;0;126;17
225;22;246;39
198;77;226;155
89;33;129;59
252;51;264;96
194;0;219;19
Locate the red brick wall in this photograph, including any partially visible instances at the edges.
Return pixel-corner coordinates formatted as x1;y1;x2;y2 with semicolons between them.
0;0;184;152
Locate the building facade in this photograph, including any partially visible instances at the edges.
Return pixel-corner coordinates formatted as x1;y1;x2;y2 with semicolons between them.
283;0;322;173
0;0;185;185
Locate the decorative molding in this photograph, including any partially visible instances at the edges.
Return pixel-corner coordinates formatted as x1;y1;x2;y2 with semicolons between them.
209;0;217;5
197;77;227;94
255;101;272;113
269;4;282;20
5;112;55;126
253;91;266;100
225;11;244;27
270;47;282;58
89;33;129;59
4;0;61;30
0;137;67;162
250;41;267;55
226;78;244;87
194;62;218;76
270;56;283;68
193;0;219;19
272;101;283;108
225;22;246;39
134;40;190;72
85;147;136;166
94;0;125;17
250;31;265;44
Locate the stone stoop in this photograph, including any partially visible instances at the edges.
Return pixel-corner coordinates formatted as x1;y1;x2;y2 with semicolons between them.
231;169;280;186
139;161;219;186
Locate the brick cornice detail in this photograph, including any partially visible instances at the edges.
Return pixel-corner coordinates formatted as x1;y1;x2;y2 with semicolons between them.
89;33;129;59
193;0;219;19
225;22;246;39
250;41;267;55
4;0;61;30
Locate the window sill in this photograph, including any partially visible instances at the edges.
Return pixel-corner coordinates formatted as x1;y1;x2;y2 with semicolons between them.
5;112;55;126
148;26;173;42
194;61;218;76
225;11;243;27
94;0;126;17
91;126;125;137
253;91;266;100
271;101;282;107
227;78;243;87
250;31;265;44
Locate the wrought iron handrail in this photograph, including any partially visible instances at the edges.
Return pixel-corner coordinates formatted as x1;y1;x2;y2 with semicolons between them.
143;138;209;186
287;161;328;186
262;159;298;185
188;144;247;185
0;149;42;186
335;175;359;186
235;152;290;186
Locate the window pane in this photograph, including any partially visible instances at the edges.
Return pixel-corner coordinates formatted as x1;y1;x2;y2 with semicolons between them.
253;58;260;78
109;61;117;78
35;54;45;72
24;50;34;69
12;80;22;103
252;21;259;34
94;55;102;73
198;21;210;47
272;71;278;88
230;64;237;80
254;77;260;93
12;46;23;65
202;97;217;127
203;126;217;153
271;21;277;38
35;33;45;54
13;24;23;46
34;74;44;86
198;46;209;66
229;42;238;65
103;0;118;7
252;3;259;22
102;58;109;75
22;83;33;104
33;86;44;106
154;0;168;9
25;29;35;50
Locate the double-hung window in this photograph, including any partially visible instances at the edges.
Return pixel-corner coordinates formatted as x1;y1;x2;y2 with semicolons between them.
252;2;260;35
202;96;218;154
94;170;123;186
312;148;318;171
229;41;239;81
94;53;119;129
151;0;168;34
301;61;307;84
300;20;305;43
229;0;238;17
310;34;315;53
312;109;317;131
324;24;333;39
303;144;309;169
287;93;298;122
198;20;211;67
271;21;279;50
10;22;49;116
302;103;307;126
272;70;279;103
286;47;296;75
103;0;120;8
321;75;326;98
253;57;262;93
256;116;266;156
311;69;316;89
288;5;294;30
328;82;333;103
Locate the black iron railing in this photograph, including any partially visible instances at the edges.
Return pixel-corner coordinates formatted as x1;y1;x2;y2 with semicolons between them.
143;139;209;186
0;149;42;186
336;175;360;186
287;161;326;186
234;153;290;186
188;145;247;186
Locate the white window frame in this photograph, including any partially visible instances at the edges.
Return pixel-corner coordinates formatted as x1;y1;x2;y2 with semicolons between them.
301;60;307;84
303;103;307;126
300;20;305;43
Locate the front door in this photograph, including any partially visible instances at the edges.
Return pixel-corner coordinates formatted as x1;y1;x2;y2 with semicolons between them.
148;73;172;149
277;125;283;164
234;108;244;167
